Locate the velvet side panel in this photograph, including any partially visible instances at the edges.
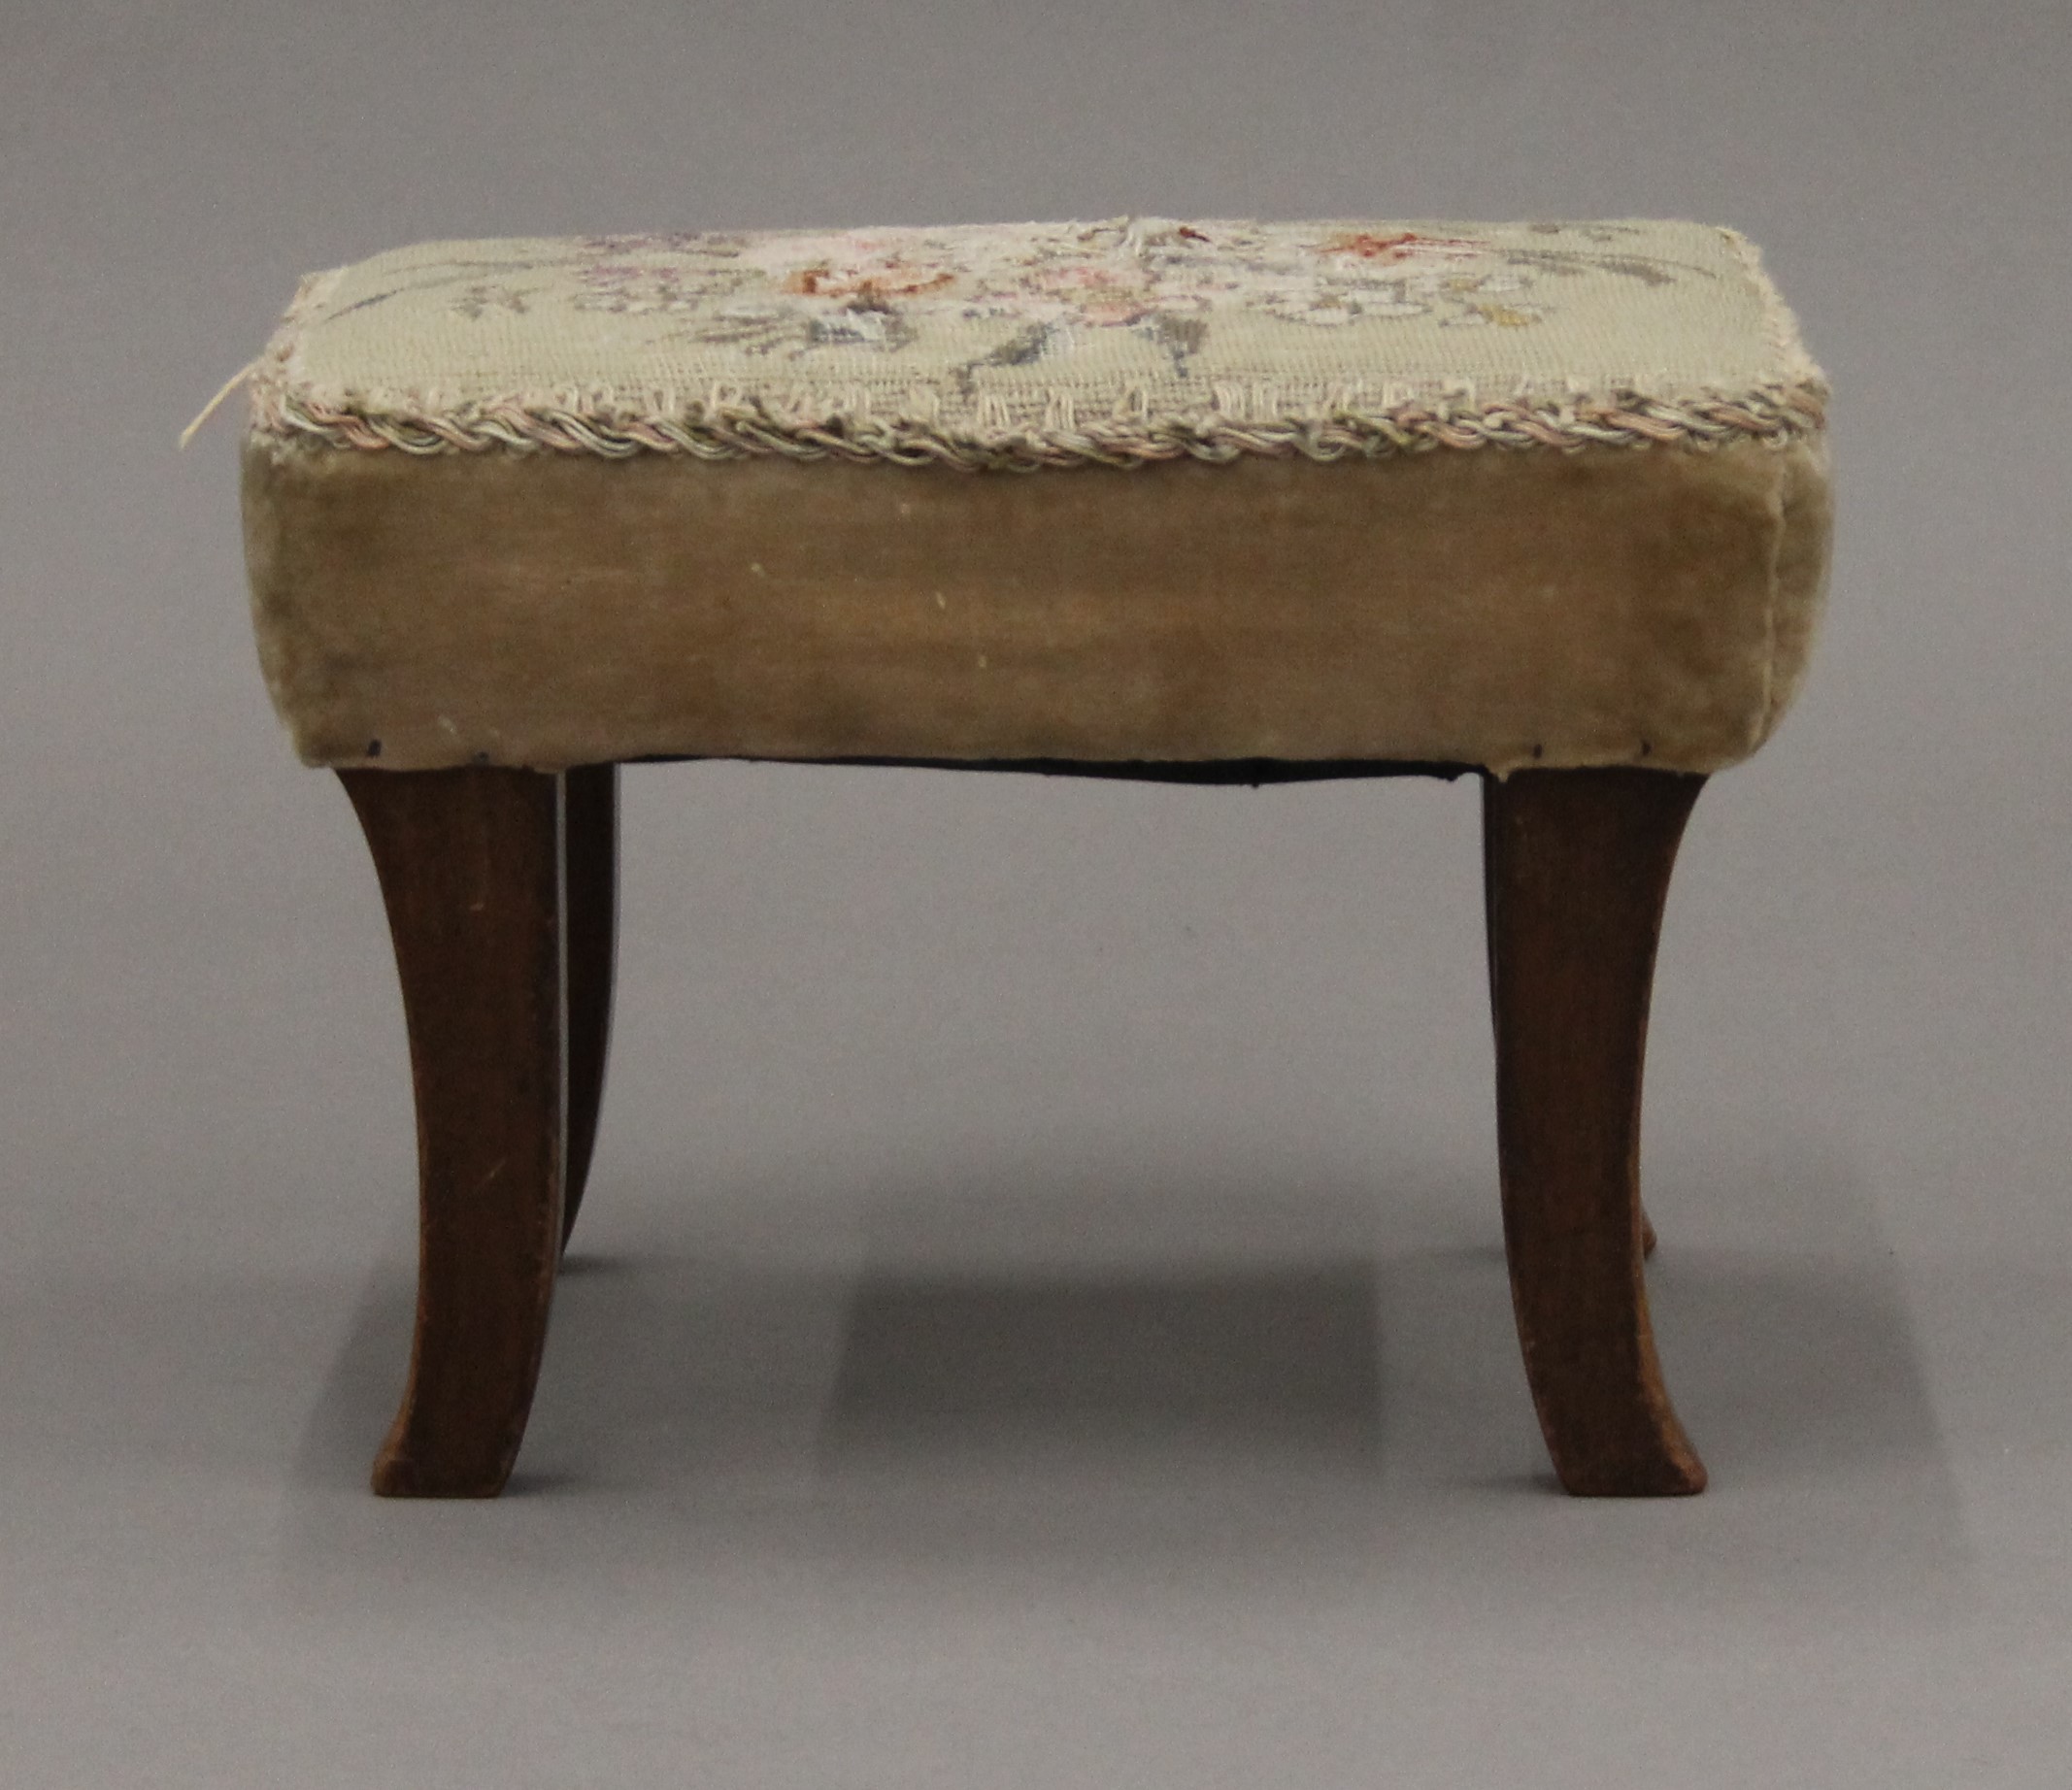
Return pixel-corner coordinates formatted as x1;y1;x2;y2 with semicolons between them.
241;436;1831;777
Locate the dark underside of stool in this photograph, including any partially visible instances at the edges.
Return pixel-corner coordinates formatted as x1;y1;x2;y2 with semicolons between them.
638;753;1480;781
339;753;1706;1501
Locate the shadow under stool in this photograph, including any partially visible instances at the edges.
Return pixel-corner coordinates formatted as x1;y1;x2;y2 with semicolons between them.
232;215;1833;1499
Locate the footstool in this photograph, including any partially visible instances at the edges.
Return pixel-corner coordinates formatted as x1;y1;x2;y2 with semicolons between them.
230;215;1831;1498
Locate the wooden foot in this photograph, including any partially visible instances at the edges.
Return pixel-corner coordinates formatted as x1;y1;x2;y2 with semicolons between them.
560;764;618;1247
341;766;566;1498
1483;767;1708;1497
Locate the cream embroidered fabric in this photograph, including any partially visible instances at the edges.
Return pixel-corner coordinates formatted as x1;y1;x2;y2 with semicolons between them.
249;216;1826;469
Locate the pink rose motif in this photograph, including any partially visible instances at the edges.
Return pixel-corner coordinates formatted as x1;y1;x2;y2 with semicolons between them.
778;261;957;302
1318;230;1487;266
1022;262;1157;326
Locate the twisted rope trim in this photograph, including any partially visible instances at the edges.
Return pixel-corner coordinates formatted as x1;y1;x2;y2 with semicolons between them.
251;381;1826;470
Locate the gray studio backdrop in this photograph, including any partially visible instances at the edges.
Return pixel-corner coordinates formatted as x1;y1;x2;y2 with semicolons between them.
4;3;2068;1785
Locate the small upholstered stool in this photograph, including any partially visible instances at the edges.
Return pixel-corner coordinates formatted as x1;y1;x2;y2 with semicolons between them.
233;216;1831;1498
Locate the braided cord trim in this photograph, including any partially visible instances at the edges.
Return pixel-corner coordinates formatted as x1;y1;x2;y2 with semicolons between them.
252;381;1825;470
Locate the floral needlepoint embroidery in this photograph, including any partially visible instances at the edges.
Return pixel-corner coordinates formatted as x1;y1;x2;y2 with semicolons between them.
248;215;1828;468
432;218;1688;355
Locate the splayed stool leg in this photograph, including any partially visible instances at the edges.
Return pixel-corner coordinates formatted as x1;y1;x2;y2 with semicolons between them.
1482;766;1707;1497
341;765;567;1497
560;763;619;1248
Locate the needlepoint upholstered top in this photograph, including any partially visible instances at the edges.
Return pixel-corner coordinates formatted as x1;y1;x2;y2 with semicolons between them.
239;216;1832;777
227;217;1837;1500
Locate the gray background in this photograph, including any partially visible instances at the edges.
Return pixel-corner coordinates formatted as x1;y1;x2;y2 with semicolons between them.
4;1;2068;1783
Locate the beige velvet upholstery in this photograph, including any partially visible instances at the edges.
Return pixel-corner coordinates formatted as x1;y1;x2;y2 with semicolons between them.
235;215;1832;775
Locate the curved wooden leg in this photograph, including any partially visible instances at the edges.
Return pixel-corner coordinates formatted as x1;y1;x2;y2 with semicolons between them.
1482;766;1707;1497
561;763;618;1248
341;766;566;1498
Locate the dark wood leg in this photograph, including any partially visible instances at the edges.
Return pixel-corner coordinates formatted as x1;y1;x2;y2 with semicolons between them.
560;763;618;1247
340;766;566;1498
1482;766;1707;1497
